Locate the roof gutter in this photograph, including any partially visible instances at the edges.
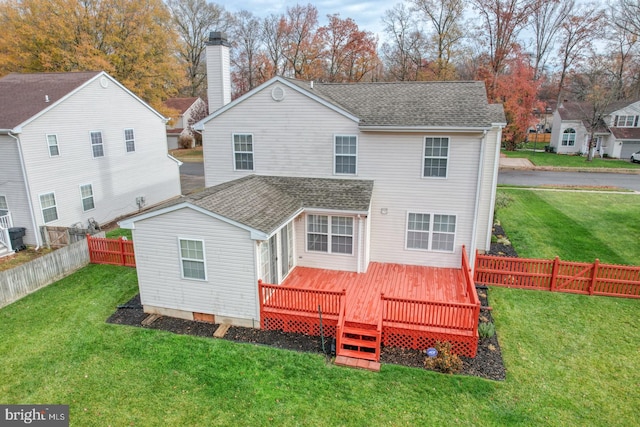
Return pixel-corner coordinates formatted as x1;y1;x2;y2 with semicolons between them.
7;129;42;249
359;126;491;133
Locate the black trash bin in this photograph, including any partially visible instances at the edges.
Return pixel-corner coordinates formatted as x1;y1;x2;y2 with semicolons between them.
8;227;26;251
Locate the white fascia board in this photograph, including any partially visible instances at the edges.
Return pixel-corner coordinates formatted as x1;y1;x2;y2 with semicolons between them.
117;202;269;240
303;207;370;216
263;207;305;239
193;76;360;131
491;122;507;128
359;126;491;133
16;72;166;130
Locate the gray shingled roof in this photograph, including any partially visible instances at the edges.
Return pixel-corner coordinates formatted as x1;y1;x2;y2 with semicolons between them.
284;78;495;128
488;104;507;124
0;71;101;130
159;175;373;235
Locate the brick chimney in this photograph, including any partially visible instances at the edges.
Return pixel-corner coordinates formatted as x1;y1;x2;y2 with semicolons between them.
206;32;231;113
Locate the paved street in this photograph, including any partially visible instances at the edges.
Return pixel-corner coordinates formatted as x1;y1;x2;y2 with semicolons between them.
498;170;640;192
180;161;204;176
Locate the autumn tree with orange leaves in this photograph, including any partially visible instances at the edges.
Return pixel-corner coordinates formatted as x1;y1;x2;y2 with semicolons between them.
0;0;186;108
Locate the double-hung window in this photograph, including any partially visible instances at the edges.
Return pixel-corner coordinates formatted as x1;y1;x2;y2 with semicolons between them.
179;238;206;280
616;115;637;127
47;134;60;157
0;195;8;211
124;128;135;153
233;134;254;170
561;128;576;146
90;131;104;158
307;215;353;255
80;184;95;211
406;212;456;252
40;192;58;223
423;137;449;178
334;135;357;175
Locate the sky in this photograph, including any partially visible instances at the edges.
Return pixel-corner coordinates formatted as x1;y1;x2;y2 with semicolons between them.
217;0;391;41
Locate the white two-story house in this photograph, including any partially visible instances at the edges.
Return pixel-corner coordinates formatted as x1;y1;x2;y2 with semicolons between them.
121;32;505;355
0;71;181;255
550;99;640;158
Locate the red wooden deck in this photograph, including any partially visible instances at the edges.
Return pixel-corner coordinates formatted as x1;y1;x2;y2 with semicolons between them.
280;263;470;326
259;248;480;358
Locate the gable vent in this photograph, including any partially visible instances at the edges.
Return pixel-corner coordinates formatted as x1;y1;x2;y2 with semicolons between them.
271;86;285;102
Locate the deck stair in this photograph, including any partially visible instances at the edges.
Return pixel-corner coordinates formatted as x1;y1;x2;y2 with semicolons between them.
336;321;381;362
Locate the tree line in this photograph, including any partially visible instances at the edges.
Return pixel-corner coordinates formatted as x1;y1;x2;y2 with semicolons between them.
2;0;639;146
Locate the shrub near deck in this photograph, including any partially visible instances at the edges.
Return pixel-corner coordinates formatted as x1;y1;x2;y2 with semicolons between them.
1;264;639;426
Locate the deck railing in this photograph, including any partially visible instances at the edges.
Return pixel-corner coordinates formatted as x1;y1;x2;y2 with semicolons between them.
474;252;640;299
461;245;480;305
87;235;135;267
381;296;479;332
258;281;345;316
0;211;13;249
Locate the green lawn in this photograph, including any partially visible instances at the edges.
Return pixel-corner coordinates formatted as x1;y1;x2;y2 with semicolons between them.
1;264;638;426
502;150;640;169
495;189;640;264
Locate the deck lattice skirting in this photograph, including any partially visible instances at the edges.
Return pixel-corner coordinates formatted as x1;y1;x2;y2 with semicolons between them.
258;246;480;360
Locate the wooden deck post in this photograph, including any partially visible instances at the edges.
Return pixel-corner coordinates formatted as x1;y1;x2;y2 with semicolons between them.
550;256;560;292
119;237;125;266
589;259;599;296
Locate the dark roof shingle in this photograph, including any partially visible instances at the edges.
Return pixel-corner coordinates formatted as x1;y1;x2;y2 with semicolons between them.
0;71;101;129
164;97;200;114
158;175;374;235
285;78;494;128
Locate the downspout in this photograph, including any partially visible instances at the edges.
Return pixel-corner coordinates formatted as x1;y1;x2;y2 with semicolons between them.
9;131;41;249
470;130;487;268
486;126;503;250
357;214;363;273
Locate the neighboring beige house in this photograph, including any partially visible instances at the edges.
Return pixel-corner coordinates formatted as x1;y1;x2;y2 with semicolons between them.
0;71;182;255
120;33;506;330
164;97;207;150
550;99;640;158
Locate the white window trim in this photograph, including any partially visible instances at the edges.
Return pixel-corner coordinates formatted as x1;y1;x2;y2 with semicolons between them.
124;128;136;153
90;131;104;158
232;133;254;171
616;115;637;127
39;191;58;224
306;214;354;256
405;212;457;253
334;134;358;175
561;128;576;146
178;237;207;281
46;134;60;157
79;183;95;212
422;136;449;179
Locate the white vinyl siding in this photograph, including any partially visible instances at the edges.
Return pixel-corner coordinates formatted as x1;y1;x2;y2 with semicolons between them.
39;192;58;223
47;134;59;157
406;212;456;252
179;238;206;280
90;131;104;157
334;135;357;175
80;184;95;212
124;128;135;152
233;134;254;170
307;215;353;255
423;137;449;178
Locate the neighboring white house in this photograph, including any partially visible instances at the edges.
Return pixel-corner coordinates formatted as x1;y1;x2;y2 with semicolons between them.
549;99;640;158
120;33;506;327
0;71;182;254
164;97;207;150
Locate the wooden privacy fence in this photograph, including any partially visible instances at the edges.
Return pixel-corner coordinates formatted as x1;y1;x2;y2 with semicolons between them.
87;235;135;267
474;252;640;299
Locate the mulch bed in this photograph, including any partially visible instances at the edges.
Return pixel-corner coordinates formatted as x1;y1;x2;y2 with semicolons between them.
106;224;512;381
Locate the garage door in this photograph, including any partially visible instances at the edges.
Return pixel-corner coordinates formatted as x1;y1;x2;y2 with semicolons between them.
621;141;640;159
